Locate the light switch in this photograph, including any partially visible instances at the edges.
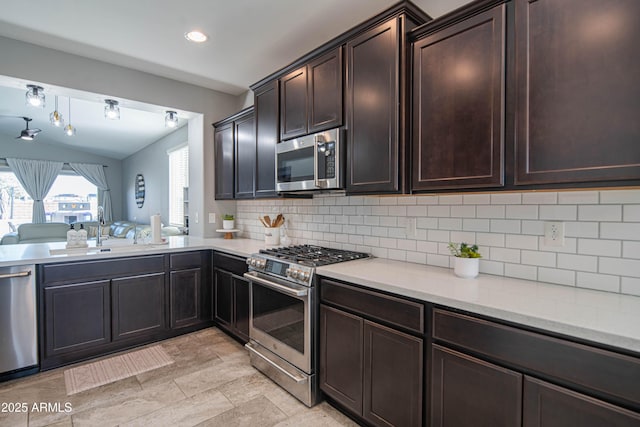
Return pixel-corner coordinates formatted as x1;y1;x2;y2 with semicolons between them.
209;213;216;223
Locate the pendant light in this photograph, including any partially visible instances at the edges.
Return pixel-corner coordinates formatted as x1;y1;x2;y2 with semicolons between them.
64;97;76;136
25;84;45;108
49;96;65;127
165;110;178;128
104;99;120;120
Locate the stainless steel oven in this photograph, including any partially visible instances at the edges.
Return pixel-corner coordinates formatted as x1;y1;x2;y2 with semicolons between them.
276;128;342;192
244;245;370;407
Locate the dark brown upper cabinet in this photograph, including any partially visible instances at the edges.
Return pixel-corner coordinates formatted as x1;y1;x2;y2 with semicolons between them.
280;47;343;141
234;112;256;199
412;3;505;191
213;107;255;200
514;0;640;185
254;80;279;198
213;122;234;200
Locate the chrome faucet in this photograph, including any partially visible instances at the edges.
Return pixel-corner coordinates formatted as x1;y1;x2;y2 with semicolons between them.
97;206;105;247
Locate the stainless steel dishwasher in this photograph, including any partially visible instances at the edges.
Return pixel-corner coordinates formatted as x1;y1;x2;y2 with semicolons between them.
0;265;38;380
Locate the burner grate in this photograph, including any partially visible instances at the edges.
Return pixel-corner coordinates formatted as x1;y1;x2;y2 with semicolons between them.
259;245;370;267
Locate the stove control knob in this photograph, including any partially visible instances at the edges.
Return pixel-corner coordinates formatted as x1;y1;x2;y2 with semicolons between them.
257;260;266;269
285;268;292;277
300;271;310;281
291;269;299;279
245;258;252;265
250;258;258;267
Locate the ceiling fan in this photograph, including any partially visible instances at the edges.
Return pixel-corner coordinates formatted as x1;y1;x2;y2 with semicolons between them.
0;115;42;141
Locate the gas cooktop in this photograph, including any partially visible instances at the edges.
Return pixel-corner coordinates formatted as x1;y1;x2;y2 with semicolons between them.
259;244;371;267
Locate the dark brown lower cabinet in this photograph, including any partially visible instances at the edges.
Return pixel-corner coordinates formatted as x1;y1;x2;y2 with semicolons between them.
170;268;202;329
43;280;111;358
112;273;165;341
213;268;250;343
319;304;423;427
523;376;640;427
431;344;522;427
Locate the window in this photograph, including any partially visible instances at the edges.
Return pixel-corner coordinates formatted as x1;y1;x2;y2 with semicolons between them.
168;145;189;226
0;171;97;230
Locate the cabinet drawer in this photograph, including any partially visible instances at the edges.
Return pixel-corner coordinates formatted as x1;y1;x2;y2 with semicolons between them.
41;255;165;285
170;251;202;270
213;252;247;276
433;309;640;409
320;278;424;334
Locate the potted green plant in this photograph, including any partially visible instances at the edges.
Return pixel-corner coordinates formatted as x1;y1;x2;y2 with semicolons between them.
223;214;235;230
448;242;482;278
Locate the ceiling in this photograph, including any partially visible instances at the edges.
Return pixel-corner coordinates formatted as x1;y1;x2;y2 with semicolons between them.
0;0;468;159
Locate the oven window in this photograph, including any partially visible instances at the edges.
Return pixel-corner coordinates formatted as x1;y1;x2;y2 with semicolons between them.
252;284;305;354
277;146;314;183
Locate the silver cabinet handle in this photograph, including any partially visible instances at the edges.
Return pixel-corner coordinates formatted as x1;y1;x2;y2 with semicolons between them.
0;270;32;279
246;343;307;384
243;272;308;297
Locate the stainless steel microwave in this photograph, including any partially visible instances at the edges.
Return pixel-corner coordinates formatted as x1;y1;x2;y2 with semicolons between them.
276;128;342;192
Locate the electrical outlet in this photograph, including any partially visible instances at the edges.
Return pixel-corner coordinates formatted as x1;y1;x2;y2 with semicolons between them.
544;221;565;247
405;217;417;238
208;213;216;224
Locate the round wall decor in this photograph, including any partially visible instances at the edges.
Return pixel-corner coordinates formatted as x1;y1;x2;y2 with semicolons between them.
135;174;145;208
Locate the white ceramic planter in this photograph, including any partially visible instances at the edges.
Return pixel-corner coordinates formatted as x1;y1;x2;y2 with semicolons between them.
223;220;235;230
453;257;480;279
264;227;280;245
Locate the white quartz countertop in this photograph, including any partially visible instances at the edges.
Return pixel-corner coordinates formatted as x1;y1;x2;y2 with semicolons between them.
2;237;639;355
317;258;640;355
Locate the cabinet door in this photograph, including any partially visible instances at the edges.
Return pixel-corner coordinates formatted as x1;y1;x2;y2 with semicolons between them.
431;344;522;427
320;304;364;416
523;376;640;427
214;268;233;327
170;268;201;329
254;80;279;198
308;47;343;133
363;320;423;427
44;280;111;357
112;273;165;341
214;123;234;199
235;112;256;199
233;276;250;343
346;18;400;194
413;5;504;190
280;66;308;140
514;0;640;185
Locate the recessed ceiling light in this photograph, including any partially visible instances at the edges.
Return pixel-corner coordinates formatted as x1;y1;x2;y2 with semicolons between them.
185;30;208;43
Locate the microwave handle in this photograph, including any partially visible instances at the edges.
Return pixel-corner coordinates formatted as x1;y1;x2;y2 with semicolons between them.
313;135;320;188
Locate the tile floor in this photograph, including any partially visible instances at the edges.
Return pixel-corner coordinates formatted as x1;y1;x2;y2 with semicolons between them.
0;328;359;427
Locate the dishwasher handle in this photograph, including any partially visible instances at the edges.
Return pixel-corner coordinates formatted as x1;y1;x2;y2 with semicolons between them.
0;270;32;279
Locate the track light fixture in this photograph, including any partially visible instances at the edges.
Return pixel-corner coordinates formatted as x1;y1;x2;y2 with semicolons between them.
25;84;45;108
104;99;120;120
165;111;178;128
49;96;65;127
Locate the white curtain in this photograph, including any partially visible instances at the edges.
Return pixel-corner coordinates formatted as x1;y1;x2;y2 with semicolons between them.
6;158;64;223
69;162;113;222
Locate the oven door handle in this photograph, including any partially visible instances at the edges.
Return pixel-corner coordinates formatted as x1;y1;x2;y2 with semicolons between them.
243;272;308;297
246;343;308;384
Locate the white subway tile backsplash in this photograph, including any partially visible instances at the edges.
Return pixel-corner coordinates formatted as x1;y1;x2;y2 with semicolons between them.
600;257;640;278
239;188;638;295
557;254;598;273
623;241;640;259
578;205;622;221
578;239;621;257
600;189;640;204
538;268;576;286
576;272;620;293
624;205;640;222
558;191;599;204
539;205;577;221
621;277;640;296
491;193;522;204
506;205;538;219
601;223;640;240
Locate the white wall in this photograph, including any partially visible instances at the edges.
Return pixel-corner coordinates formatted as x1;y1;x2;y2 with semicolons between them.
0;137;123;219
238;189;640;296
121;126;187;224
0;36;241;237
